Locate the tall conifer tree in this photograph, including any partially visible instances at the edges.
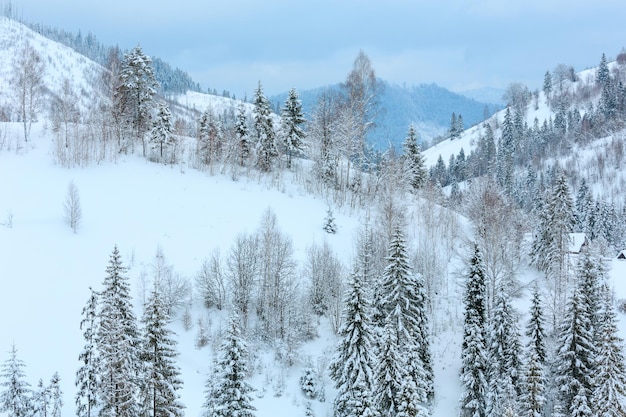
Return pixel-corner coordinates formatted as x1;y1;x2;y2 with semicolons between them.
0;344;31;417
139;286;184;417
97;246;140;417
459;245;488;417
329;269;377;417
592;284;626;417
280;88;306;169
208;315;255;417
253;81;276;172
76;288;100;417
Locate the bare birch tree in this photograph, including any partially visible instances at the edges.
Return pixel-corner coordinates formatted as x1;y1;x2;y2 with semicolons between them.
12;43;45;142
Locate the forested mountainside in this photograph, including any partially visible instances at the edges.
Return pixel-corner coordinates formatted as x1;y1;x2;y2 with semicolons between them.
2;13;626;417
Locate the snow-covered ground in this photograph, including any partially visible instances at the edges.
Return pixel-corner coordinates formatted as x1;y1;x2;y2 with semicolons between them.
2;121;626;417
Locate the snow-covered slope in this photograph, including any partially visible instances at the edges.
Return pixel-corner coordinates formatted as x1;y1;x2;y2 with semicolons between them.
0;122;363;417
0;17;104;114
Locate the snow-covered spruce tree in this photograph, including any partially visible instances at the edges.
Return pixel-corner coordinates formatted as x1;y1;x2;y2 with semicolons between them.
329;267;377;417
554;277;595;417
97;246;141;417
401;124;427;192
206;315;255;417
379;226;433;406
33;379;50;417
252;81;277;172
495;108;515;195
459;244;488;417
0;344;32;417
197;107;223;171
576;252;602;342
591;283;626;417
49;373;62;417
115;45;159;155
323;208;337;234
235;103;251;167
149;101;176;164
520;285;546;417
202;358;220;417
280;87;306;169
373;314;405;417
139;285;184;417
485;283;522;417
76;288;100;417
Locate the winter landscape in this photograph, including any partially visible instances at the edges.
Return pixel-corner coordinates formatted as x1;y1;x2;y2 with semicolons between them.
2;6;626;417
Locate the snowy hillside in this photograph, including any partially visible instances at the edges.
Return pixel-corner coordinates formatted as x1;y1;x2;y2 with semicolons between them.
423;60;626;205
0;122;361;417
3;13;626;417
0;17;104;114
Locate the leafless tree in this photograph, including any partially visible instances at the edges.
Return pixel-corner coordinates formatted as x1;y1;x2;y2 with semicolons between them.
196;248;228;310
304;241;344;317
502;82;531;116
341;51;379;197
227;232;259;330
64;180;81;233
464;178;524;313
256;208;298;341
12;43;45;142
52;78;80;148
149;246;192;315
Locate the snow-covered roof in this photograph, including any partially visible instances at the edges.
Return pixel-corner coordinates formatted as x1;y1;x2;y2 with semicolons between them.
569;233;588;253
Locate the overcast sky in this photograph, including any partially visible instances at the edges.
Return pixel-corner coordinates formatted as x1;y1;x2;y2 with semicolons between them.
13;0;626;98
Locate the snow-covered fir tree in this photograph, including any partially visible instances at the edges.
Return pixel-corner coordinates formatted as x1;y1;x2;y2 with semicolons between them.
115;45;159;154
577;252;602;342
485;283;521;417
149;101;175;163
253;81;277;172
97;246;141;417
323;208;337;234
378;226;431;407
280;88;306;169
235;103;251;167
554;275;595;417
459;244;488;417
0;344;32;417
49;373;62;417
207;315;255;417
370;225;432;416
76;288;100;417
402;124;427;192
33;379;50;417
139;285;185;417
591;283;626;417
197;107;223;171
520;285;546;417
373;314;405;417
202;358;220;417
329;267;377;417
496;108;515;194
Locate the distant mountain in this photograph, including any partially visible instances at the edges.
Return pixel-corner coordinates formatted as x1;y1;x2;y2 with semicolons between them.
271;81;501;151
457;86;506;106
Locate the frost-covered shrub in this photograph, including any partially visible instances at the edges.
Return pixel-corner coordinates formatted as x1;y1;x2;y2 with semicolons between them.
299;365;319;400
